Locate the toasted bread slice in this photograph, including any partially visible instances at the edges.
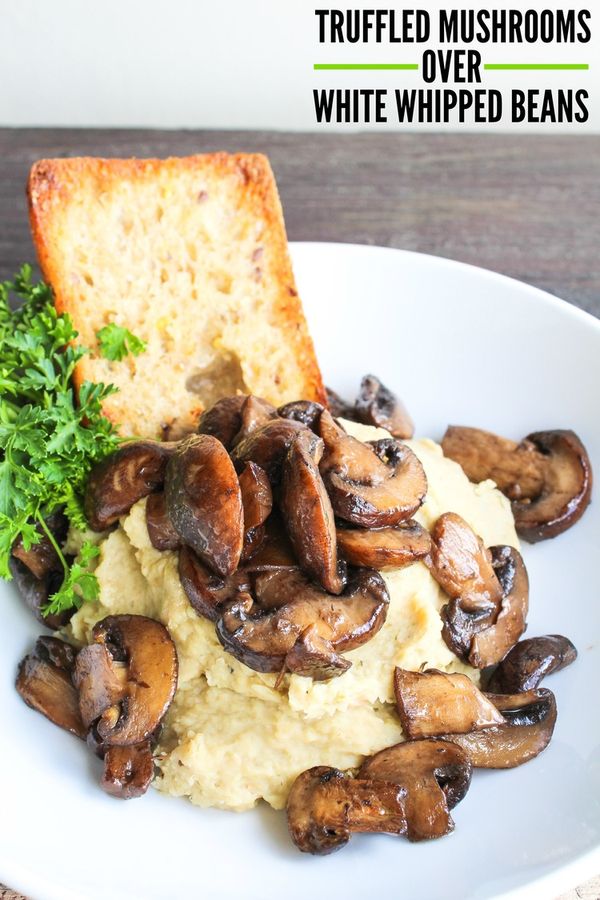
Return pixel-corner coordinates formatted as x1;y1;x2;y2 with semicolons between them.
28;153;325;438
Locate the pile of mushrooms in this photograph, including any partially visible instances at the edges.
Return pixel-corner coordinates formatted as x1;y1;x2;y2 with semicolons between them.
11;376;589;839
17;614;178;799
82;377;429;681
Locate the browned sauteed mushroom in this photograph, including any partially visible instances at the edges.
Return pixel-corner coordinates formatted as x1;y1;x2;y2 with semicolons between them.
231;417;308;485
101;741;154;799
197;394;248;449
394;668;504;740
16;636;85;738
358;740;472;841
439;689;557;768
428;513;528;668
178;545;251;622
355;374;414;439
145;492;181;551
85;440;176;531
286;766;406;854
278;400;324;430
12;510;68;580
488;635;577;693
74;614;178;746
280;430;345;594
216;568;389;679
165;434;243;577
234;395;278;445
238;461;273;561
442;426;592;542
318;411;427;528
325;385;354;419
336;520;431;569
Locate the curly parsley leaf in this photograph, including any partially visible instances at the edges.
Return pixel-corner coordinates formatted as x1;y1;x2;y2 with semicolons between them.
97;323;147;361
0;266;142;614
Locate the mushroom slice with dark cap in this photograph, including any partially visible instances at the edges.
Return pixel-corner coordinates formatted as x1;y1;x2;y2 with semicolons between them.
238;461;273;562
427;512;503;616
16;636;85;738
442;426;592;542
512;430;592;542
286;766;407;855
439;689;557;768
9;557;73;630
278;400;324;431
216;567;389;680
355;374;414;439
233;395;278;445
101;741;154;799
178;545;251;622
197;394;247;450
145;492;181;551
165;434;243;577
466;545;529;669
231;417;308;485
73;614;178;746
318;411;427;528
358;740;472;841
12;510;69;580
488;635;577;693
394;668;505;740
336;521;431;569
85;440;177;532
280;430;346;594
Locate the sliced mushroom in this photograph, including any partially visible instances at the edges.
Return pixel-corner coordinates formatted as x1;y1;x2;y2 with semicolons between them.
280;430;345;594
488;635;577;693
16;636;85;738
73;615;178;746
358;740;472;841
286;766;406;855
278;400;324;431
442;426;547;500
9;557;73;629
318;411;427;528
231;417;308;485
101;741;154;799
178;545;250;622
145;492;181;551
439;689;557;768
513;431;593;542
216;568;389;680
394;668;505;740
355;374;414;439
467;545;529;669
12;510;68;580
85;440;176;531
197;394;247;449
238;462;273;561
233;395;278;445
165;434;243;577
442;426;592;542
336;521;431;569
427;513;503;615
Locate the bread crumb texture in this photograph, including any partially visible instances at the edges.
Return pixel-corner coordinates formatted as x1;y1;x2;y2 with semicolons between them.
28;154;325;438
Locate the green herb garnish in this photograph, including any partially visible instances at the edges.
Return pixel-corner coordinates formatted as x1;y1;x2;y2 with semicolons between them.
97;323;147;361
0;265;143;615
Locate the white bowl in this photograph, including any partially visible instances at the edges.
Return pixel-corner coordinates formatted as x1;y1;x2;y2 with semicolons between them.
1;243;599;900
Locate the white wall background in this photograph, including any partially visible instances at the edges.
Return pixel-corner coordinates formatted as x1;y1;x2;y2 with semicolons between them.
0;0;597;131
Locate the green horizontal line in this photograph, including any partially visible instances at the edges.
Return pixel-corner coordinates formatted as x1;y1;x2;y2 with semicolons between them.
484;63;589;70
314;63;419;71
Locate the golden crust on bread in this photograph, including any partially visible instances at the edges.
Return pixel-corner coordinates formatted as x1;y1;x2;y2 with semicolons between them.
28;153;325;438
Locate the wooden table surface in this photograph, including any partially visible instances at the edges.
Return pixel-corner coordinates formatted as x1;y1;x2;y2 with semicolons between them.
0;128;598;900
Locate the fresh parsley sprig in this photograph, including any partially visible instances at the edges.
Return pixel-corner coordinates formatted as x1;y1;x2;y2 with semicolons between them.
97;324;147;361
0;265;143;615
